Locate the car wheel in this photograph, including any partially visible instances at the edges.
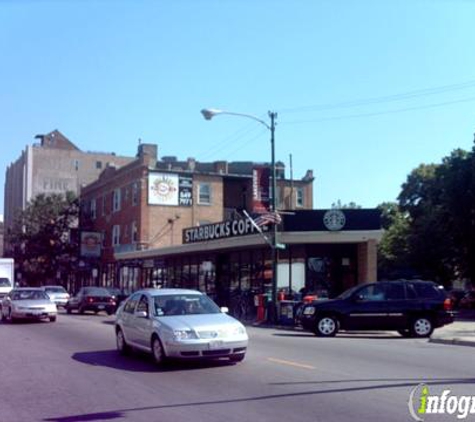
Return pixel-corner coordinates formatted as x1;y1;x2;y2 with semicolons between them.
397;329;413;338
410;317;433;338
1;311;6;322
314;315;339;337
49;316;57;322
151;335;166;365
229;354;245;363
65;305;72;314
116;328;130;355
78;306;85;315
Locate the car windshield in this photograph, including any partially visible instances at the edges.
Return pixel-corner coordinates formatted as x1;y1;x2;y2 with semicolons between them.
153;294;221;316
45;287;67;294
11;290;49;301
0;277;11;287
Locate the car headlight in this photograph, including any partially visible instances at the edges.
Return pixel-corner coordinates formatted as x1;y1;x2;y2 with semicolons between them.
173;330;198;340
303;306;316;315
230;325;246;336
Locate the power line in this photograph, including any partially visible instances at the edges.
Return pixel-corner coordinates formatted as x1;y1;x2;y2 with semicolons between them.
277;79;475;114
280;96;475;126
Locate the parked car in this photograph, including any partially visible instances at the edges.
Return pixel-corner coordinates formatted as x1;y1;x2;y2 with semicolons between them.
115;288;248;365
42;285;70;308
459;291;475;310
1;288;58;322
65;287;116;315
298;280;453;338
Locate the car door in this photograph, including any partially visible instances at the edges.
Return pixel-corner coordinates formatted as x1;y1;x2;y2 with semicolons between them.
69;288;84;309
344;283;389;330
132;294;154;348
384;282;409;329
120;293;141;345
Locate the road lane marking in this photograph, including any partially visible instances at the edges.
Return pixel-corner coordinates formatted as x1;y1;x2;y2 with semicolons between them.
267;357;315;370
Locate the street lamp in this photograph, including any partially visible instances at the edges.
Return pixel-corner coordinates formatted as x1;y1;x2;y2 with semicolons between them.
201;108;279;323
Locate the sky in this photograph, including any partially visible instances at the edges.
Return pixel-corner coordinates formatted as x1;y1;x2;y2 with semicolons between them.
2;0;475;215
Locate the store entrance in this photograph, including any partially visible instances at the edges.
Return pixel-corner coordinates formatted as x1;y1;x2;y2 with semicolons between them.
305;244;357;298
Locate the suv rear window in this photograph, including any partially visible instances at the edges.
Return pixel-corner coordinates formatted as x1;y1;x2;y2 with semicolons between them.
410;283;441;299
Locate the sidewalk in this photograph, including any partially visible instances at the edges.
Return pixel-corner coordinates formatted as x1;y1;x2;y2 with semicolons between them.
430;311;475;348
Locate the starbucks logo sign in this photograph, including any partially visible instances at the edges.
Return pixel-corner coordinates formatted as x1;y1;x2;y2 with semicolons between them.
323;210;346;231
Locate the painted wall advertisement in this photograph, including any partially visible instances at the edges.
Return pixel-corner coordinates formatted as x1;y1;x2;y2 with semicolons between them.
148;173;193;206
80;231;102;257
252;166;270;212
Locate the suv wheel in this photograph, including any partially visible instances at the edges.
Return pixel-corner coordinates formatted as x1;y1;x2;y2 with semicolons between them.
314;316;339;337
411;317;433;338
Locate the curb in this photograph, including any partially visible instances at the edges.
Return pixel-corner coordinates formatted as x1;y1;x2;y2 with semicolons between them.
429;338;475;348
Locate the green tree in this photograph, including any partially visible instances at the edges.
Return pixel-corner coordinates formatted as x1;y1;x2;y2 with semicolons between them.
8;192;79;286
377;202;411;279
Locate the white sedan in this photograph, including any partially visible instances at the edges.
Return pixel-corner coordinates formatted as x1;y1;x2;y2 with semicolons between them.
115;288;248;365
1;288;58;322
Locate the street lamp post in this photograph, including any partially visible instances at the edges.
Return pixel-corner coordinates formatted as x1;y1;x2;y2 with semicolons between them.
201;108;279;323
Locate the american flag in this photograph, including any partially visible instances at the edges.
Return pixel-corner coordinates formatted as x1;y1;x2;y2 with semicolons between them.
253;211;282;227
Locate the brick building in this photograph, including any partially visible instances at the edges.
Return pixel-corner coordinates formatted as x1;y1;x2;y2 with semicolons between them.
78;143;382;307
3;130;135;252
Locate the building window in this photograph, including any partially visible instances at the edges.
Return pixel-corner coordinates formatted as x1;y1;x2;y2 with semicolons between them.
102;195;107;216
198;183;211;205
96;161;102;169
112;188;121;212
132;182;139;206
90;199;97;219
73;159;80;171
131;221;138;242
112;225;121;246
296;187;304;208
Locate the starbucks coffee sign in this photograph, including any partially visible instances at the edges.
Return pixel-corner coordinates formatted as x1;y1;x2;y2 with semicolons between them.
323;210;346;231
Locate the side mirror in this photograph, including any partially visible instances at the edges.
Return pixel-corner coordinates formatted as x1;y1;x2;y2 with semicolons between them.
135;310;148;318
220;306;229;313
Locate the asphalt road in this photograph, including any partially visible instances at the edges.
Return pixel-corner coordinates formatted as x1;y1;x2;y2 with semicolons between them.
0;312;474;422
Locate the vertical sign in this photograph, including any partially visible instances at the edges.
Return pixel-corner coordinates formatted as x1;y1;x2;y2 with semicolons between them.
252;166;270;212
179;175;193;206
80;231;102;257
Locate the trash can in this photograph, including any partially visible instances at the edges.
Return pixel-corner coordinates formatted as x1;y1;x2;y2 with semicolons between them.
279;300;298;325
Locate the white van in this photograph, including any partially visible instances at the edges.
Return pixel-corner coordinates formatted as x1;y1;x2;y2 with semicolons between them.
0;258;15;300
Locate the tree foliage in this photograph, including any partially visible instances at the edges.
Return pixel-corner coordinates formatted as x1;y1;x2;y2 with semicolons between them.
380;145;475;285
8;192;79;285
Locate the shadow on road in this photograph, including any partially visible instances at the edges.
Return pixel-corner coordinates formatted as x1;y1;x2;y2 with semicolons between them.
273;331;405;340
43;376;475;422
72;349;236;373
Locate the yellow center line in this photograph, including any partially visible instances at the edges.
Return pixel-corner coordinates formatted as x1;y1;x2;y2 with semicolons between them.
267;357;316;370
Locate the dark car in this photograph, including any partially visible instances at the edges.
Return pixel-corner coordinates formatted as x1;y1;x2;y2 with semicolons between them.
65;287;116;315
298;280;453;338
105;287;129;309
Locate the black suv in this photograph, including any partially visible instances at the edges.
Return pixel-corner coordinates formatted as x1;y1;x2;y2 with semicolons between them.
298;280;453;338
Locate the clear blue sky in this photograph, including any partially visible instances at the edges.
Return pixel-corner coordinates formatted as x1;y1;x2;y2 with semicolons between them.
2;0;475;214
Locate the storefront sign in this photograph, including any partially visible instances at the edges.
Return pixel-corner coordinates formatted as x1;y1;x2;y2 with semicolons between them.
252;166;270;212
80;231;102;257
183;218;268;244
149;173;193;206
323;209;346;231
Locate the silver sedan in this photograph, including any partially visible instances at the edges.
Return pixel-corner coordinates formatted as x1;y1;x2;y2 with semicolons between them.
1;288;58;322
115;288;248;365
